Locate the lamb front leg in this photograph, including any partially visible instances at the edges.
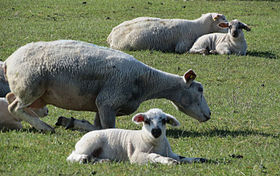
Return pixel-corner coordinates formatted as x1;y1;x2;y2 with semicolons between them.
130;152;178;165
167;150;207;163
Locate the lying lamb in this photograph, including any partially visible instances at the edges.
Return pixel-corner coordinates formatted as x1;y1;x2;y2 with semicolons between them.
0;93;48;131
67;108;206;165
107;13;228;53
189;19;251;55
0;61;10;97
4;40;211;132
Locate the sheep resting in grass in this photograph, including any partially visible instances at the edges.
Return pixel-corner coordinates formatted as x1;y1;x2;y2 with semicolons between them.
189;19;251;55
0;93;48;131
4;40;211;132
107;13;228;53
67;108;206;165
0;61;10;97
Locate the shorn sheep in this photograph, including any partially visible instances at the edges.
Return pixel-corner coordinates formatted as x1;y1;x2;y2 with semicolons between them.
0;93;48;131
67;108;206;165
107;13;228;53
189;19;251;55
0;61;10;97
4;40;211;132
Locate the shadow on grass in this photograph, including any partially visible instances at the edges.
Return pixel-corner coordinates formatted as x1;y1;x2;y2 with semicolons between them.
246;50;277;59
167;128;279;138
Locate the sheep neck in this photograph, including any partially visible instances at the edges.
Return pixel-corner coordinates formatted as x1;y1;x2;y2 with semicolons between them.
140;69;182;102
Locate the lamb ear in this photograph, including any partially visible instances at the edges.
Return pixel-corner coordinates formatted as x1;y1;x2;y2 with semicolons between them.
239;22;251;31
6;92;16;104
218;22;229;28
132;113;146;125
184;69;196;87
166;114;180;127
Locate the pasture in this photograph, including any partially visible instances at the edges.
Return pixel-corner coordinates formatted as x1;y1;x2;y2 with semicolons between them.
0;0;279;175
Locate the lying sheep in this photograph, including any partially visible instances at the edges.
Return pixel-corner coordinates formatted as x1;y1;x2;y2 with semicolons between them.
67;108;206;165
189;19;251;55
107;13;228;53
4;40;211;132
0;61;10;97
0;93;48;131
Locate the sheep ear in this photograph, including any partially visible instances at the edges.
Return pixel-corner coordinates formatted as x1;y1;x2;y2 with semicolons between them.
6;92;16;104
213;14;221;21
132;113;146;125
166;114;180;127
218;22;229;28
184;69;196;87
239;22;251;31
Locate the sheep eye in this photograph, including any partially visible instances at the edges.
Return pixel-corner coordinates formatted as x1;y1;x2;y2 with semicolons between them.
198;87;203;92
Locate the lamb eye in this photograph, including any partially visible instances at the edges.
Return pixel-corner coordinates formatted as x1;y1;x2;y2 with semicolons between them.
144;119;150;125
198;87;203;92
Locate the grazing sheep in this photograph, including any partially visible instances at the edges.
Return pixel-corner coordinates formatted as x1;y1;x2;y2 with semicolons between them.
0;61;10;97
189;19;251;55
4;40;211;132
0;93;48;131
67;108;206;165
107;13;228;53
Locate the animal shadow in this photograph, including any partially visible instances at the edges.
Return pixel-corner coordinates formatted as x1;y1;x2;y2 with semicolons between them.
167;128;279;139
246;50;277;59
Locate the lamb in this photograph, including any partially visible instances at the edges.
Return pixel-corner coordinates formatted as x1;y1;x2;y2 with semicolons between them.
0;61;10;97
0;93;48;131
189;19;251;55
107;13;228;53
4;40;211;132
67;108;206;165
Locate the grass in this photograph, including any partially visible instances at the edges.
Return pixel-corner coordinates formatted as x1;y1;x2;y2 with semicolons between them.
0;0;279;175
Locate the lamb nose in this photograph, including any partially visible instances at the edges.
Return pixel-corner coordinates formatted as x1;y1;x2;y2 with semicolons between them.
151;128;162;138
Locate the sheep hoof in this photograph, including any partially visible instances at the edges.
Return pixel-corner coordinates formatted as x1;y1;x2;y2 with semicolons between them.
194;158;207;163
55;116;75;129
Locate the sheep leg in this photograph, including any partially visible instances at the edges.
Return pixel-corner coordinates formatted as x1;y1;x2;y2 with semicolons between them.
146;153;179;165
93;112;102;129
8;99;54;132
55;116;99;131
97;105;116;129
167;151;207;163
130;152;178;165
189;48;209;55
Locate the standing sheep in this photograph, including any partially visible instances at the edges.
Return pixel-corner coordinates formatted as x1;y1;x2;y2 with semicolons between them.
4;40;211;132
189;19;251;55
67;108;206;165
107;13;228;53
0;61;10;97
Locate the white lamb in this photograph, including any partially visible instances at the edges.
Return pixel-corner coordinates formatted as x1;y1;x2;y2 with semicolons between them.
67;108;206;165
189;19;251;55
4;40;211;132
0;93;48;131
107;13;228;53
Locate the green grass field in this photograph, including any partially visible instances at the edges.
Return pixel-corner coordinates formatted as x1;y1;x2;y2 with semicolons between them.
0;0;279;175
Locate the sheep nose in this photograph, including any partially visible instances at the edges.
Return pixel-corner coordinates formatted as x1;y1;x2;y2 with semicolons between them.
151;128;162;138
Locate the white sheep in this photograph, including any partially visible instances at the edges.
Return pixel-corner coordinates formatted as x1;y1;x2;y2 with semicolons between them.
4;40;211;132
189;19;251;55
0;93;48;131
107;13;228;53
67;108;206;165
0;61;10;97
